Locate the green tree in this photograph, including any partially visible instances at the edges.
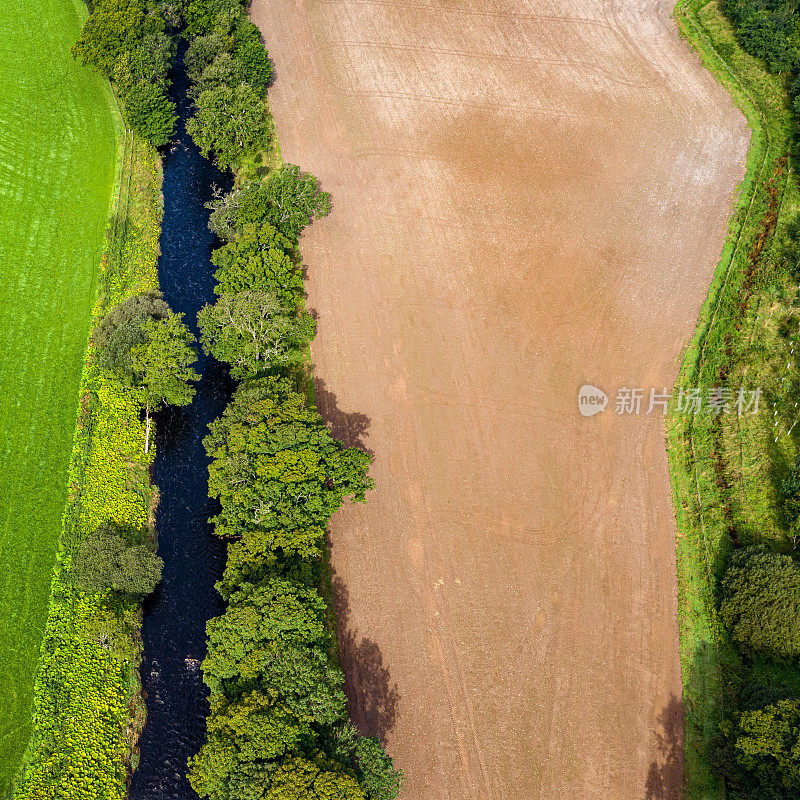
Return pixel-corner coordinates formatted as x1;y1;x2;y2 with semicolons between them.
72;0;146;78
114;33;174;91
332;723;403;800
122;82;175;146
714;698;800;798
197;291;314;379
219;524;325;597
73;524;163;597
259;164;332;243
232;16;273;91
211;223;301;305
265;755;365;800
187;83;269;170
129;313;200;452
203;380;373;539
95;292;171;384
353;737;403;800
207;168;331;244
185;30;227;84
188;692;311;800
184;0;243;37
202;579;347;721
720;546;800;659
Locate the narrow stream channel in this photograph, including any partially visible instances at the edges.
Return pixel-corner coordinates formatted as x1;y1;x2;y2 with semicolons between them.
130;44;233;799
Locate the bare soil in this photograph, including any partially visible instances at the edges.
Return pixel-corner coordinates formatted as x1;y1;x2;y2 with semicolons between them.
250;1;749;797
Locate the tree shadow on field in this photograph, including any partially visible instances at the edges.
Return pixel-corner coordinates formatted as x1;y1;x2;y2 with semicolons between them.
331;572;400;744
314;377;373;457
644;695;685;800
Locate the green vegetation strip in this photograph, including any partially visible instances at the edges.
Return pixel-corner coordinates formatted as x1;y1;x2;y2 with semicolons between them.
669;0;800;796
0;0;118;791
12;129;165;798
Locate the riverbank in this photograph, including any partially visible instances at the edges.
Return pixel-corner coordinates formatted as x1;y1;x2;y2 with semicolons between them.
13;127;165;798
668;1;800;796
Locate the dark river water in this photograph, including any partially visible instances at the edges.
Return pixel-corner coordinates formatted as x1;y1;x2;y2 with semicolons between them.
130;44;233;800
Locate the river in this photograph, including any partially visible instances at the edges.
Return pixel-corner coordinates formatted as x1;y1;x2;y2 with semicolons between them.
129;43;232;800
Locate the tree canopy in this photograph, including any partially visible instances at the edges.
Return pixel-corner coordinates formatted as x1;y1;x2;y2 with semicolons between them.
197;291;314;379
73;525;163;597
203;380;373;539
72;0;176;145
720;547;800;659
210;223;301;305
187;84;270;170
130;313;199;412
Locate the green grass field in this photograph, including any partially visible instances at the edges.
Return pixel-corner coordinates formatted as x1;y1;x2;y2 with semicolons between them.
0;0;117;791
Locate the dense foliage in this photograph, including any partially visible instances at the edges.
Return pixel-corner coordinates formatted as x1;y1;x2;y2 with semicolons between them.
73;0;177;146
720;547;800;659
713;697;800;798
685;1;800;795
207;166;332;247
724;0;800;75
95;292;199;450
181;5;402;793
182;0;272;168
74;524;163;597
198;291;315;378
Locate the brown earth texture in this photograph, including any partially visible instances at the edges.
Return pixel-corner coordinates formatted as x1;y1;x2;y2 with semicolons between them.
250;1;749;798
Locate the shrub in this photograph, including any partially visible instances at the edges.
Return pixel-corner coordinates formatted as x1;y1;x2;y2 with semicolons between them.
73;524;163;597
782;455;800;526
121;82;176;146
720;546;800;658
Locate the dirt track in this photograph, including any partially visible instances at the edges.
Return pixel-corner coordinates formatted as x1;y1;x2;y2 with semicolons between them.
250;1;748;797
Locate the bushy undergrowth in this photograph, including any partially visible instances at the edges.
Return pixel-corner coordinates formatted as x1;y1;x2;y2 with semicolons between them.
670;0;800;796
13;134;165;799
181;2;403;797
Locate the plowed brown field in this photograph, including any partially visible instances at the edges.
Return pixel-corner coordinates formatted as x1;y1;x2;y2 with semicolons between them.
250;1;748;797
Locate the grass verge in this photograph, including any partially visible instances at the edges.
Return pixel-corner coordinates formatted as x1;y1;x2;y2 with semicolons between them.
668;1;799;797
